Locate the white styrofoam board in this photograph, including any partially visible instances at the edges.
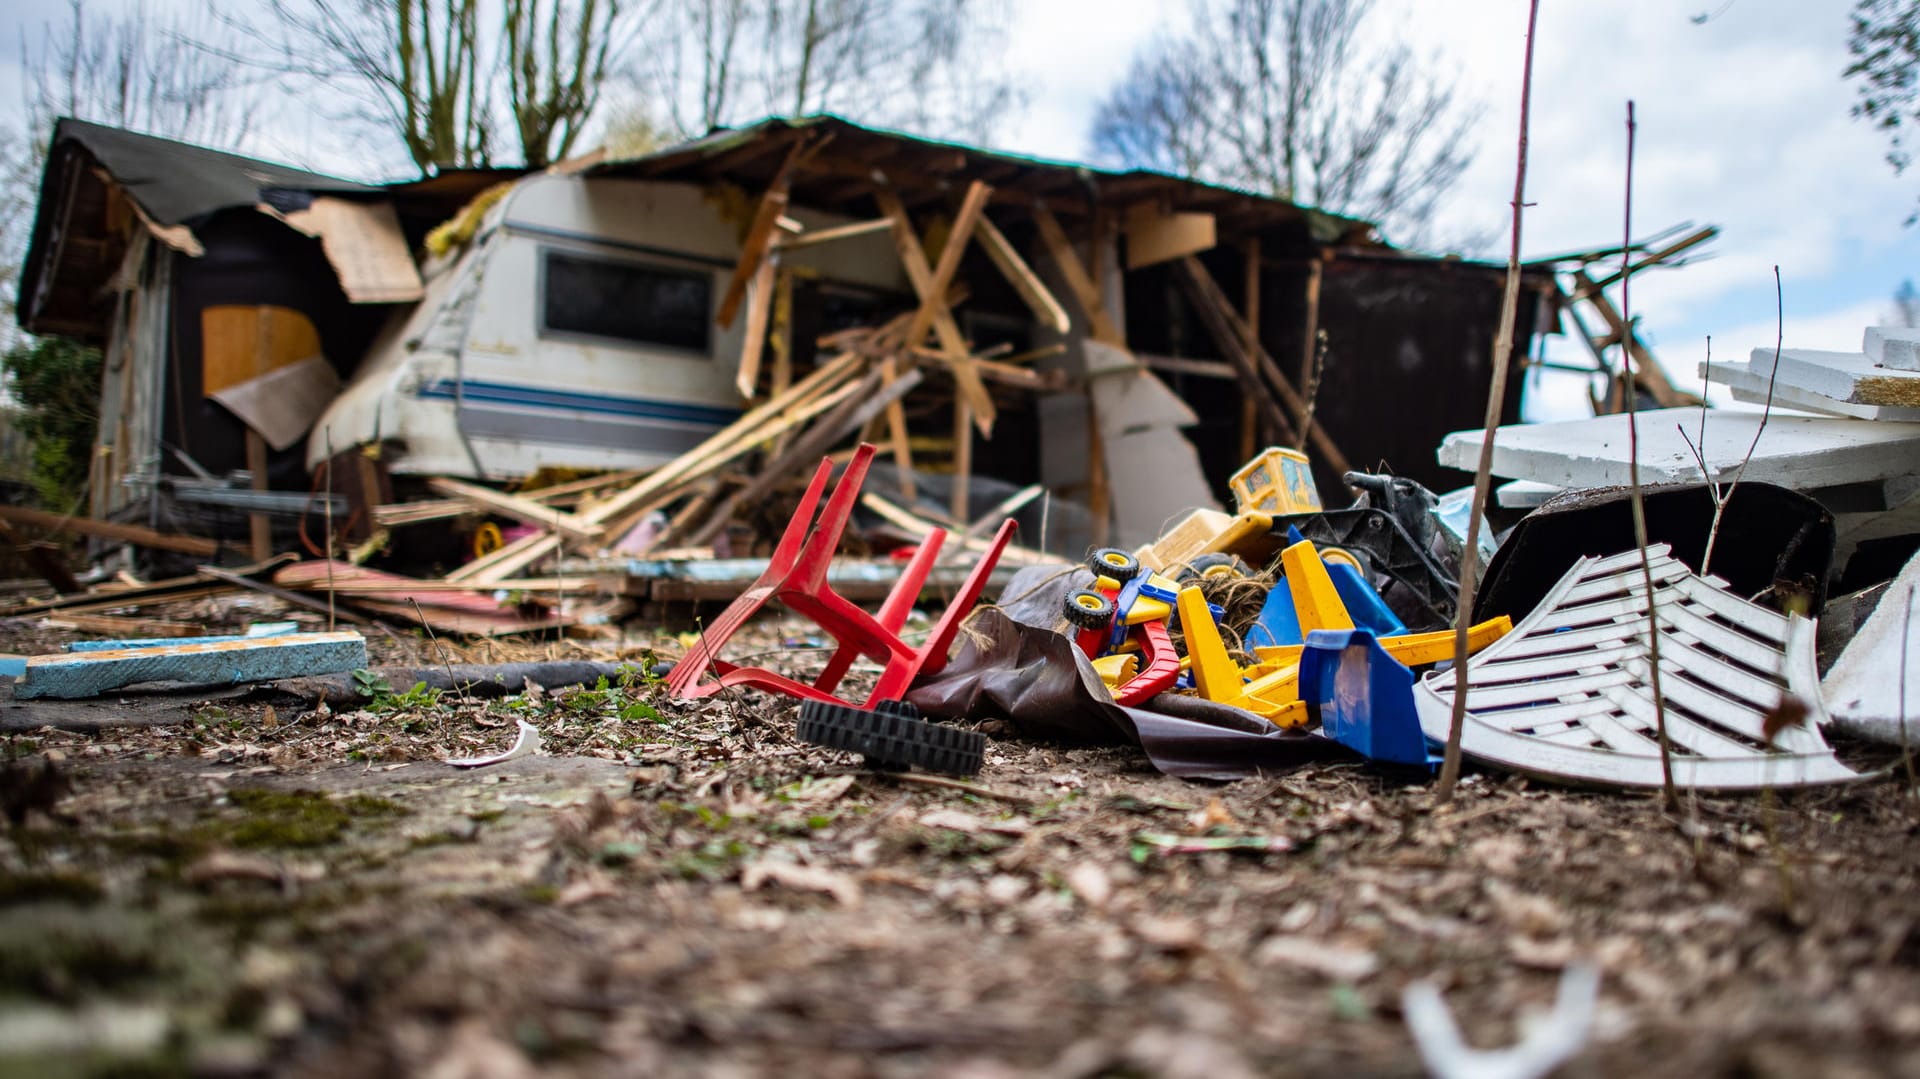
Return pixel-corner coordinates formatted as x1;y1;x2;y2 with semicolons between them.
1496;479;1562;509
1864;326;1920;372
1702;360;1920;421
1436;407;1920;491
1823;548;1920;746
1748;347;1920;407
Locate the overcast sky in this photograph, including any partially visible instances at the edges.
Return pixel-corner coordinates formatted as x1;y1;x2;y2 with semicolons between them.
4;0;1914;418
998;0;1920;417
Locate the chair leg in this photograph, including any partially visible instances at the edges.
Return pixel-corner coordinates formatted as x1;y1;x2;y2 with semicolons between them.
876;527;946;633
790;444;879;588
767;454;839;572
873;517;1018;700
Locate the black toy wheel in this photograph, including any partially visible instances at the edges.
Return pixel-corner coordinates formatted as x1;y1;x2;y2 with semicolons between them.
797;699;985;776
1063;588;1116;630
1087;547;1141;582
1175;552;1251;583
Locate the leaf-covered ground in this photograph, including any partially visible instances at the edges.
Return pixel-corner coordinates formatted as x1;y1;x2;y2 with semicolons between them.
3;613;1919;1077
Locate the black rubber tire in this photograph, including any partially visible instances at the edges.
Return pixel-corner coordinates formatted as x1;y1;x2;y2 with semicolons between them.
1087;547;1142;582
797;699;985;776
1175;552;1251;584
1062;588;1116;630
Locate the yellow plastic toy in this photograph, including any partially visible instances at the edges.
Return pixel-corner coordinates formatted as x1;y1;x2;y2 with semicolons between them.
1091;653;1140;687
1230;446;1322;515
1176;585;1309;728
1248;617;1514;676
1173;537;1516;726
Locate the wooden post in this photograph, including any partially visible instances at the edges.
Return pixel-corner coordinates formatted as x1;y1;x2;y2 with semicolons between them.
950;397;973;527
871;182;997;433
1240;239;1263;463
245;431;272;562
1297;256;1325;444
770;266;794;398
1176;256;1353;479
880;356;917;501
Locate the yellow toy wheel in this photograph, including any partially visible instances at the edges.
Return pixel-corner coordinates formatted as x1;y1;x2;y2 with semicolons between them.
1087;547;1141;582
471;521;505;559
1063;588;1116;630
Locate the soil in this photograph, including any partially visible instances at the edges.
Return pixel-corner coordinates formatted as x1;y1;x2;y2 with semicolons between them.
3;602;1920;1078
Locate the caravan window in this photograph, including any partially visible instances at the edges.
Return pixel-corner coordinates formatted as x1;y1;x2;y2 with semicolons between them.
540;250;712;354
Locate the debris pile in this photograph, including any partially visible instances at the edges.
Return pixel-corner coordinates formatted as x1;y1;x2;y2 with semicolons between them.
665;326;1920;792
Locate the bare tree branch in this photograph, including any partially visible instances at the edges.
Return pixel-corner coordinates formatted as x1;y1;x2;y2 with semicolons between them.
1090;0;1483;246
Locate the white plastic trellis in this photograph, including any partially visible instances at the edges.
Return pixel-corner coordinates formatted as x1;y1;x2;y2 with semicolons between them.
1414;545;1861;790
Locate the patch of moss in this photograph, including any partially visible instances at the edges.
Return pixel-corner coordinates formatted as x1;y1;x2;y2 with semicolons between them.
341;794;408;818
0;870;103;907
197;788;409;851
102;831;208;866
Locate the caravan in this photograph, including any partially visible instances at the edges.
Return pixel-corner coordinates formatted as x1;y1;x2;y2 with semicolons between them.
314;173;915;479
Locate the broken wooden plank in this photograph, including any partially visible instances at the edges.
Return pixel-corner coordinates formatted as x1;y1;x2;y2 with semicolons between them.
975;215;1070;334
523;469;648;503
715;141;807;328
1124;202;1216;269
275;576;605;594
858;492;1051;566
970;359;1067;390
777;217;893;250
197;565;377;627
906;180;994;349
1176;256;1351;477
65;624;296;651
372;499;471;527
1136;353;1238;380
687;367;924;546
872;181;997;435
44;614;208;638
1032;205;1124;345
427;477;604;543
17;631;368;700
0;505;221;557
735;250;778;398
580;350;865;530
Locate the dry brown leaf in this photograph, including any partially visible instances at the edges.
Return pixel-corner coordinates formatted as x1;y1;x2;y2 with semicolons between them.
741;860;863;907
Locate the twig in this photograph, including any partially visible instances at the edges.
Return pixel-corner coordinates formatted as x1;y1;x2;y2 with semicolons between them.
323;427;336;633
408;597;462;694
1436;0;1541;804
869;770;1041;806
1901;585;1917;801
1620;101;1680;811
1292;330;1328;453
1702;268;1785;577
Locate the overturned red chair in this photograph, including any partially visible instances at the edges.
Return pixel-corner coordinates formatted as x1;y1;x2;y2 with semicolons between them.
666;442;1018;708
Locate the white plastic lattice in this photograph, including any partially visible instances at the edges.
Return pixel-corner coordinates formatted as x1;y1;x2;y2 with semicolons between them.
1414;545;1860;790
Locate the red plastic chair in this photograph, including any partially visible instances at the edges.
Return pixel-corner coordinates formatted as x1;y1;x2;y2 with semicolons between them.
667;443;1018;708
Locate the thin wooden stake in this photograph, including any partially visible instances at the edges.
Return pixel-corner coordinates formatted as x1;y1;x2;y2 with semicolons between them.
1619;101;1680;810
1436;0;1541;805
1242;238;1263;459
323;428;336;633
951;397;974;527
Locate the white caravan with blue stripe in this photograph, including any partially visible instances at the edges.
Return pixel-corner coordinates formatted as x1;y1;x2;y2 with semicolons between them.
310;172;910;480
